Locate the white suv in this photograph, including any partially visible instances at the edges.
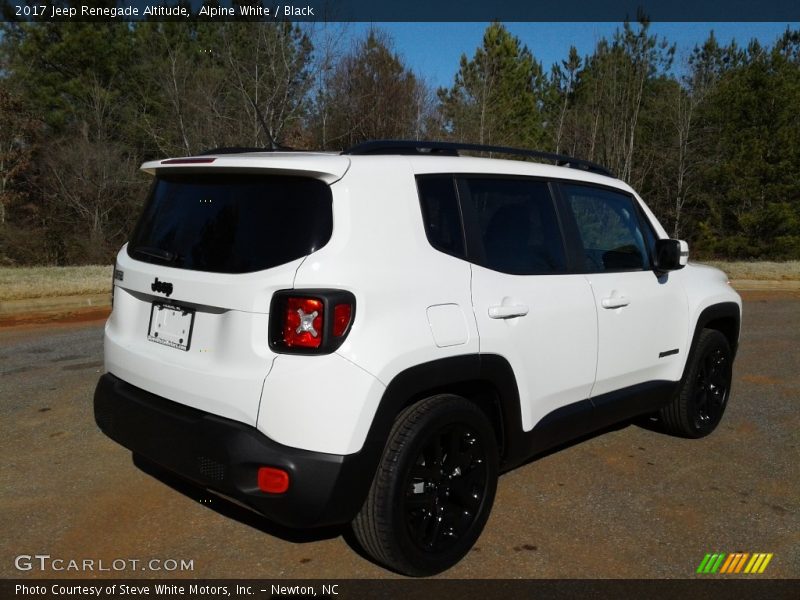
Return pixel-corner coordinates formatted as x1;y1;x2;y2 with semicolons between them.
94;140;741;576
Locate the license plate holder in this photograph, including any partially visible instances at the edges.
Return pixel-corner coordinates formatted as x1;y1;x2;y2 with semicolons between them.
148;303;195;351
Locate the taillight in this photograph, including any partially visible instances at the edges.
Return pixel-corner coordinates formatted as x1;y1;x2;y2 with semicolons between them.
269;290;355;354
333;303;352;337
283;297;324;349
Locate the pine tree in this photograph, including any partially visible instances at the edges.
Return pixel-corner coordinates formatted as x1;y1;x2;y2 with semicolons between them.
437;23;545;148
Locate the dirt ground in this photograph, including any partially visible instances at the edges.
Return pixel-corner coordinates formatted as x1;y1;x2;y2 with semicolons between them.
0;290;797;580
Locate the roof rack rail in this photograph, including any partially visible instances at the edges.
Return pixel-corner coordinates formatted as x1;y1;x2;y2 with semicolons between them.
343;140;614;178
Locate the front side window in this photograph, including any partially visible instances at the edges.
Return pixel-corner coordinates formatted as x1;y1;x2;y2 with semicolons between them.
562;185;650;272
462;178;566;275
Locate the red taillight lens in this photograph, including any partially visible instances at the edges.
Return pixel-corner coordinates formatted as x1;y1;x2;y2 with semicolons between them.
270;290;355;354
283;297;324;348
333;303;353;337
257;467;290;494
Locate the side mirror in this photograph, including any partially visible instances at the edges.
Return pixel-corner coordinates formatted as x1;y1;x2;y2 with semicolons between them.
654;239;688;272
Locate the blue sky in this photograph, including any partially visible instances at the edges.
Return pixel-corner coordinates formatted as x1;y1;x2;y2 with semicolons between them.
335;22;800;88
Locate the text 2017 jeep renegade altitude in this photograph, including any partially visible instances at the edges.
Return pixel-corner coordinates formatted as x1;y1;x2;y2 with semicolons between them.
94;140;741;576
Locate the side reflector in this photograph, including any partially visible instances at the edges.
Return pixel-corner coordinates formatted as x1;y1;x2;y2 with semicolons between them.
257;467;290;494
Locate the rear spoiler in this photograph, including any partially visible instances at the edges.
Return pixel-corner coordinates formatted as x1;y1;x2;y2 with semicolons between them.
141;153;351;185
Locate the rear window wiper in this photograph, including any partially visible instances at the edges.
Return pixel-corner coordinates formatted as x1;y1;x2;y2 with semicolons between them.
132;245;177;263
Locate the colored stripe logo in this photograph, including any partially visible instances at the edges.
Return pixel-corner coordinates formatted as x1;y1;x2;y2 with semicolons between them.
697;552;773;574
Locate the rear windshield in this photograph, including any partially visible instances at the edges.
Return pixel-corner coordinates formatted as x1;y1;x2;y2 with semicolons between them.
128;173;333;274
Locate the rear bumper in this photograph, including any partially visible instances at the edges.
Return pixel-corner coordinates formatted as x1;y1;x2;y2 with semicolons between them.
94;373;375;528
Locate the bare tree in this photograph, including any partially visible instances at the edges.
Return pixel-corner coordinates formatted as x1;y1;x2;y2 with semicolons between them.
220;22;313;147
306;22;351;148
670;79;697;237
0;88;39;226
551;46;581;154
319;29;430;148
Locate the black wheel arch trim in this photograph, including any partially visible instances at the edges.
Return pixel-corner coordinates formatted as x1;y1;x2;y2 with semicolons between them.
688;302;741;365
360;355;520;476
364;354;681;477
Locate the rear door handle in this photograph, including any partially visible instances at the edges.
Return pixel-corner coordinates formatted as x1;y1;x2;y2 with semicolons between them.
601;296;630;309
488;304;529;319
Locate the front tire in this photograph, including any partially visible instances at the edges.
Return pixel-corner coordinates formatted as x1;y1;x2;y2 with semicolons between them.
660;329;733;438
352;394;499;576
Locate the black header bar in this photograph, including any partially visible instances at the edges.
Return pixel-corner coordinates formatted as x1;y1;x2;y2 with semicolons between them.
3;579;800;600
2;0;799;23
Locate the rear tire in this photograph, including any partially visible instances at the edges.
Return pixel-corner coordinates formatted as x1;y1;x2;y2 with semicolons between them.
352;394;499;576
660;329;732;438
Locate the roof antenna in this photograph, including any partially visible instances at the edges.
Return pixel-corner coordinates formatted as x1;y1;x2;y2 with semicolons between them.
245;92;291;151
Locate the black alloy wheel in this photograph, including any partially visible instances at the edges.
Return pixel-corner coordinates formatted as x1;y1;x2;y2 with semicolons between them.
692;346;730;430
660;328;733;438
353;394;499;576
402;422;490;554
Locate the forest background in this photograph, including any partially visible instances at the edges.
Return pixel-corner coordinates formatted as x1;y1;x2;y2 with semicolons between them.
1;9;799;265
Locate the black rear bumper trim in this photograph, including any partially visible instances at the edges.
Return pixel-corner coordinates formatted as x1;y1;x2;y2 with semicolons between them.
93;373;374;528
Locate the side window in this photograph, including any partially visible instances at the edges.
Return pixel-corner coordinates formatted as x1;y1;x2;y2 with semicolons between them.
416;175;466;259
462;178;566;275
562;185;650;272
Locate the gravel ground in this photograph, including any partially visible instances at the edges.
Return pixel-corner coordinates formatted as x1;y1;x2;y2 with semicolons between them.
0;291;797;580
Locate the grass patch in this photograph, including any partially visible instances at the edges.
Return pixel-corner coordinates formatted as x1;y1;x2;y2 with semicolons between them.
698;260;800;281
0;261;798;302
0;265;113;301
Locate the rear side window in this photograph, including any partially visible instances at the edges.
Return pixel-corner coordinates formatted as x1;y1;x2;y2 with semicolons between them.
562;184;649;272
416;175;466;259
462;178;566;275
128;173;332;274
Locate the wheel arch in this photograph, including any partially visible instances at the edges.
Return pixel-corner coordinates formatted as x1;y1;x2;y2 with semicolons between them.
689;302;741;363
361;354;524;476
